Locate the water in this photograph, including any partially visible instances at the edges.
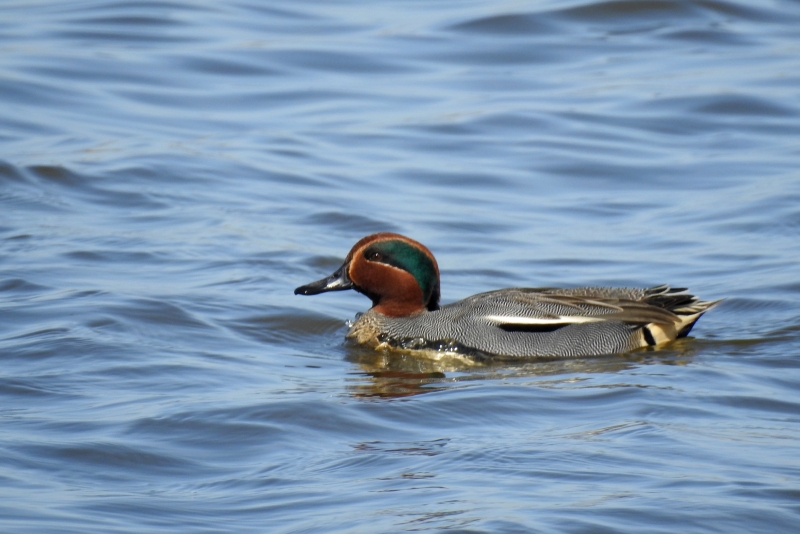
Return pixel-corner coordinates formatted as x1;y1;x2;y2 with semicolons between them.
2;0;800;532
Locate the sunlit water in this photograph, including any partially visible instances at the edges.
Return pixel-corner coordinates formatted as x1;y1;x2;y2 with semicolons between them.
2;1;800;532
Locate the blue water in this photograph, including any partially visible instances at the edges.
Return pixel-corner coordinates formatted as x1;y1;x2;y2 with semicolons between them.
2;1;800;532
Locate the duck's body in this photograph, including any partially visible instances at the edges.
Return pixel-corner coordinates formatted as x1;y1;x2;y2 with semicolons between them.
295;233;719;360
346;285;714;359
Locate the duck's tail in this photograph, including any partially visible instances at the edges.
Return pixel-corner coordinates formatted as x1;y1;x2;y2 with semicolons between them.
672;298;722;338
640;286;722;345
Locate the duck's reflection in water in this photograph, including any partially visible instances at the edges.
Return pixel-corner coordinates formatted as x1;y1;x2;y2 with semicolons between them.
345;341;697;398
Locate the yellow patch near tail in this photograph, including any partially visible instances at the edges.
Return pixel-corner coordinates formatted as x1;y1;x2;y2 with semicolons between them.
643;323;676;346
641;308;710;348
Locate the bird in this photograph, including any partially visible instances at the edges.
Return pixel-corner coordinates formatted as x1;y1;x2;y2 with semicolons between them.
295;232;719;360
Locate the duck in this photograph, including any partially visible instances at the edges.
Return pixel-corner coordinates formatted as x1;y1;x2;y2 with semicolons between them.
294;232;719;360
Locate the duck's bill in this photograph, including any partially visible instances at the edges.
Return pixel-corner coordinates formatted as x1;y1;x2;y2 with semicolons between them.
294;264;353;295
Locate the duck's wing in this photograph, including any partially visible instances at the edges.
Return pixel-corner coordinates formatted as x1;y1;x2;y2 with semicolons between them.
460;286;719;329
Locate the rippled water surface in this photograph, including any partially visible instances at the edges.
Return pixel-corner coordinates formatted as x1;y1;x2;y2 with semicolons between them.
2;0;800;532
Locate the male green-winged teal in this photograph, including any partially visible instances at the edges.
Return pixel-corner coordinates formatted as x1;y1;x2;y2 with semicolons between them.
295;233;719;359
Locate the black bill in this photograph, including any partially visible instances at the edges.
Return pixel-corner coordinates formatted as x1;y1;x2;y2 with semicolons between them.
294;263;353;295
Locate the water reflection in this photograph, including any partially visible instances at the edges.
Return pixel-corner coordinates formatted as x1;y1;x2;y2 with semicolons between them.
345;341;697;398
345;347;450;398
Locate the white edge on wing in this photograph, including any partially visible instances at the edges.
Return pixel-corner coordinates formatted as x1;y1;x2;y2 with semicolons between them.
484;315;605;325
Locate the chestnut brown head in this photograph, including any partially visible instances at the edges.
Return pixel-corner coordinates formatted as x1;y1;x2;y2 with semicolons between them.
295;233;440;317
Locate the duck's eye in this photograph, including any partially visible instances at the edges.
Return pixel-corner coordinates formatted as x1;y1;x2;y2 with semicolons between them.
366;251;383;262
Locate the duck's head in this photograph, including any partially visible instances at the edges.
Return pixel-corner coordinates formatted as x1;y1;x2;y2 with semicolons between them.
294;233;440;317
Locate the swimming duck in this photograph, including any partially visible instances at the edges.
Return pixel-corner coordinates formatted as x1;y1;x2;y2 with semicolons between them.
294;233;719;359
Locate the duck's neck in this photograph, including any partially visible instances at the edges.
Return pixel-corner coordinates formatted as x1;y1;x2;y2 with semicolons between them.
372;300;428;317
